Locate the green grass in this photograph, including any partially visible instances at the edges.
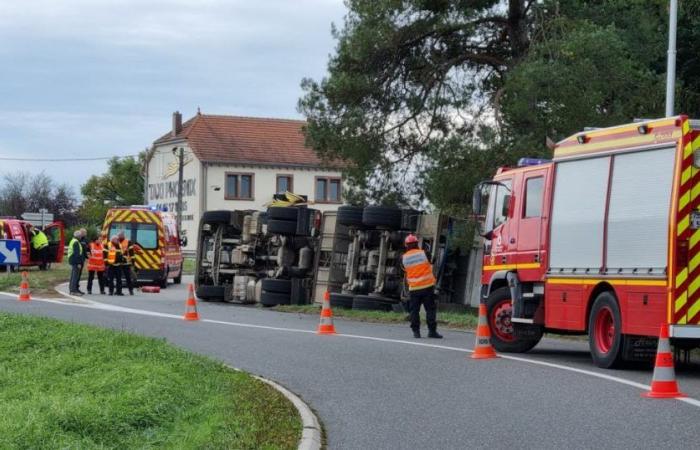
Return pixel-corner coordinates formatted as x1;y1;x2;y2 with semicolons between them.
273;304;479;330
182;257;196;275
0;313;301;449
0;262;72;297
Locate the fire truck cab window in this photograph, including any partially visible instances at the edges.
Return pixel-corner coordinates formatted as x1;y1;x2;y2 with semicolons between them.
524;177;544;218
492;180;512;228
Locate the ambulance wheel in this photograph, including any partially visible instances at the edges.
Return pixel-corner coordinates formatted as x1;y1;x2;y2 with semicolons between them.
362;206;402;230
486;287;542;353
267;207;299;221
159;268;168;289
174;269;182;284
589;291;625;369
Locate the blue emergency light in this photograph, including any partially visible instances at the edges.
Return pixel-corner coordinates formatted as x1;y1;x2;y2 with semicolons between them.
517;157;551;167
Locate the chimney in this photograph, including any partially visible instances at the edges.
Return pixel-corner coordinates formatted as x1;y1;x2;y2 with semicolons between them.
172;111;182;137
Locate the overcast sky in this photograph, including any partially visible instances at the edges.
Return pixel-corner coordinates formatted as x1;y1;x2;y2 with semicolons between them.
0;0;346;193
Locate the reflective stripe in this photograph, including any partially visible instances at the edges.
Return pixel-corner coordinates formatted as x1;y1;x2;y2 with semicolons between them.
87;243;105;271
402;249;436;291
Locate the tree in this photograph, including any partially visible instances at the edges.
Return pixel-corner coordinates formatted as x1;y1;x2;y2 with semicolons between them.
79;155;145;224
0;172;78;225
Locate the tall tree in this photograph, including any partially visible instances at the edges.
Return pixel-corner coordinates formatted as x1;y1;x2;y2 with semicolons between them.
0;172;77;225
79;155;145;224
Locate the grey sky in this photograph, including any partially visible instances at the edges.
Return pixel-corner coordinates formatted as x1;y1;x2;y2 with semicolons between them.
0;0;345;193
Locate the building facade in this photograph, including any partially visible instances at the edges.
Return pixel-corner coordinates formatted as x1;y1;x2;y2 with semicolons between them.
144;111;343;251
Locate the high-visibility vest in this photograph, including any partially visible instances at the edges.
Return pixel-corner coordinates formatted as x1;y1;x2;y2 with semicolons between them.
87;242;105;271
106;242;118;264
31;230;49;250
120;239;132;264
402;248;436;291
67;238;83;258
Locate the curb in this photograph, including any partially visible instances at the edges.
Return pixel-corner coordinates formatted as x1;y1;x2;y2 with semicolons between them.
227;366;322;450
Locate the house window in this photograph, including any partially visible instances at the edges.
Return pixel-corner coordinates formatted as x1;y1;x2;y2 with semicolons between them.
225;173;254;200
276;175;293;194
315;177;342;203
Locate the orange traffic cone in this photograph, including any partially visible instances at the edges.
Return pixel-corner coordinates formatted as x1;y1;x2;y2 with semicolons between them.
642;324;686;399
317;291;337;335
18;271;31;302
183;284;200;321
471;303;498;359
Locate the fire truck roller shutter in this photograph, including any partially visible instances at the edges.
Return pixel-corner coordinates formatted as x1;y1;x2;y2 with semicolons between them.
605;147;675;275
550;157;610;273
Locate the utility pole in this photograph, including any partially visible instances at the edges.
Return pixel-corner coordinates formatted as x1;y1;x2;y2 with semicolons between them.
174;147;184;235
666;0;678;117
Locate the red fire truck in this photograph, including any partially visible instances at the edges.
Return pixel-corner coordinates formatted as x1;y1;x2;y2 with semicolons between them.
473;116;700;368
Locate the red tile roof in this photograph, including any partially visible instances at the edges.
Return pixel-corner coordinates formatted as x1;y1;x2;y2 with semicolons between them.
153;114;337;168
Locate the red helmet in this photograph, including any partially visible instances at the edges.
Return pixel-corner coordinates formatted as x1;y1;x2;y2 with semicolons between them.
404;234;418;245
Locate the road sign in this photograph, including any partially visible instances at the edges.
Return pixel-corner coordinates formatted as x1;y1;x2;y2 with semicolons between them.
0;239;21;266
21;211;54;228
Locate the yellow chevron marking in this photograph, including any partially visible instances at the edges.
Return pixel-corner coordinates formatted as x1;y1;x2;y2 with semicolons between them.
679;191;690;212
688;300;700;323
676;292;688;312
689;275;700;297
678;314;688;325
547;278;667;287
677;268;689;287
690;229;700;250
682;166;693;185
678;216;690;236
685;141;694;159
683;120;691;134
690;252;700;273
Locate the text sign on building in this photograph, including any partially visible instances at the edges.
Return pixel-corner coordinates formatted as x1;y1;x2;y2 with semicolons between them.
0;239;21;266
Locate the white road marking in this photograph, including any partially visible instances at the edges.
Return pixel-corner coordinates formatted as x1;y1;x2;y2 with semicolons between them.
2;289;698;407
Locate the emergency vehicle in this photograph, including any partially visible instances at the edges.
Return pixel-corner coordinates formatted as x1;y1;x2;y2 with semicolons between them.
473;116;700;368
0;218;64;267
102;206;185;287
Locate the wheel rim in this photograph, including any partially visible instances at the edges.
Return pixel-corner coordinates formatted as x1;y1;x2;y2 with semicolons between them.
594;306;615;354
490;299;515;342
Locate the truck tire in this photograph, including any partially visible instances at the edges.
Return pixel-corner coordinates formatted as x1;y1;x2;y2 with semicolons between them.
174;269;182;284
267;219;297;235
196;285;225;301
486;287;542;353
337;206;364;227
201;210;235;225
261;278;292;294
330;292;354;309
352;295;394;312
261;291;292;307
362;206;402;230
267;207;299;221
588;291;625;369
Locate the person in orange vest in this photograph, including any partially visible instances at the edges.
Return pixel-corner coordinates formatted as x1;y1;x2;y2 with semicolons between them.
105;235;126;295
117;231;139;295
86;232;107;295
402;234;442;339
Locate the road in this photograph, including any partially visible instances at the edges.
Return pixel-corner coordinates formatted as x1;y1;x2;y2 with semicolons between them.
2;279;700;449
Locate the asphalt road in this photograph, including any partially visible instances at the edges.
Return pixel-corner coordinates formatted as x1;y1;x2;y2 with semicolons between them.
3;278;700;449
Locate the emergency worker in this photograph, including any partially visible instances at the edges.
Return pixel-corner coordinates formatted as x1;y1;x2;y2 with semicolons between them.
86;232;107;294
68;230;85;295
117;231;138;295
105;235;125;295
401;234;442;339
30;226;50;270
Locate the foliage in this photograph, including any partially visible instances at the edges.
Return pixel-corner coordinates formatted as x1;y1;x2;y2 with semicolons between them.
0;172;78;226
0;313;301;449
79;155;145;225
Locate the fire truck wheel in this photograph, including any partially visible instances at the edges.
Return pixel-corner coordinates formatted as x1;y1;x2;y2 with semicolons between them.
261;278;292;294
337;206;365;227
201;210;236;225
196;285;225;301
352;295;394;311
260;291;292;307
173;269;182;284
267;207;299;221
330;293;354;309
588;291;625;369
486;287;542;353
361;206;402;230
267;219;297;235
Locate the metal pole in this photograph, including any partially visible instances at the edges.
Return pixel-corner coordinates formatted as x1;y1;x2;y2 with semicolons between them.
666;0;678;117
176;147;184;235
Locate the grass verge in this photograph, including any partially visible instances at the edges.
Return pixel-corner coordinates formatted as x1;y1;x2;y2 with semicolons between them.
0;262;72;297
0;313;301;449
273;304;479;330
183;257;196;275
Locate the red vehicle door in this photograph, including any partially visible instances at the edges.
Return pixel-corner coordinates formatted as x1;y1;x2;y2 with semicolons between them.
43;222;65;263
516;169;548;267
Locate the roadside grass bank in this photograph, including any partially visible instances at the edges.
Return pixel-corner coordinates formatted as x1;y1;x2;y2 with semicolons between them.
0;262;71;297
272;304;480;330
0;313;301;449
183;257;196;275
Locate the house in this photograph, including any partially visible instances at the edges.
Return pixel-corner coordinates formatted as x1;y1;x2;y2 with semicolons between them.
144;111;343;250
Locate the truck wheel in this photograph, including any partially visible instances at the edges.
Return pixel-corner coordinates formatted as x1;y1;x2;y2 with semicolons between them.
352;295;394;311
362;206;402;230
201;210;235;225
174;269;182;284
337;206;364;227
261;278;292;294
196;285;225;301
588;291;625;368
330;292;354;309
486;287;542;353
260;291;291;307
267;207;299;221
267;219;297;235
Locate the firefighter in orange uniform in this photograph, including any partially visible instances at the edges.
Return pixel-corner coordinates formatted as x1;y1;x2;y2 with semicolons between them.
117;231;141;295
87;232;107;295
402;234;442;339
